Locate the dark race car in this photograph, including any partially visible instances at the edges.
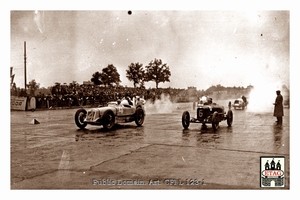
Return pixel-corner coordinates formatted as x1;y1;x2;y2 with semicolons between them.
75;96;146;130
182;96;233;131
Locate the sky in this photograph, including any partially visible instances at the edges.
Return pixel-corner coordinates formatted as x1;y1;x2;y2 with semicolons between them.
10;9;290;90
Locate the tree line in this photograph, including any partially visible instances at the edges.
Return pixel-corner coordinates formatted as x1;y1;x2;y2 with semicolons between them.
91;58;171;89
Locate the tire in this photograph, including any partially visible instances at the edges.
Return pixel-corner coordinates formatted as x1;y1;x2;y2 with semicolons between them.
212;112;219;131
102;110;115;130
227;109;233;127
75;108;87;129
135;107;145;126
182;111;190;129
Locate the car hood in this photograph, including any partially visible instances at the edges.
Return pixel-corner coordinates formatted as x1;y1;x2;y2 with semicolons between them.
88;106;117;114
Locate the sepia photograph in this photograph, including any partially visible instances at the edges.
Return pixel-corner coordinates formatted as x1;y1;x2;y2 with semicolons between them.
4;0;299;198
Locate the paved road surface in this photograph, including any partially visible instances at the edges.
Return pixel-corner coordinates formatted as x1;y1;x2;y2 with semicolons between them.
11;100;290;189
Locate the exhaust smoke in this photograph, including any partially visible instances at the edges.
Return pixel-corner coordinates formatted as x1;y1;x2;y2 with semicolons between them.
144;94;175;114
247;84;278;113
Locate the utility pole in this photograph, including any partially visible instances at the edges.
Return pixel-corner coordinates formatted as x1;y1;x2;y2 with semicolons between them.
24;41;27;94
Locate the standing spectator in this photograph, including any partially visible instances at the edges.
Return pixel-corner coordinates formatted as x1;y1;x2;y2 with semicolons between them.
241;95;247;105
36;92;42;108
273;90;284;125
78;87;84;106
11;83;17;96
46;94;52;108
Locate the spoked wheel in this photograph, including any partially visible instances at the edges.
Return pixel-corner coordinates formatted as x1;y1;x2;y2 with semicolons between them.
227;110;233;127
75;108;87;129
182;111;190;129
212;112;219;131
102;110;115;130
135;107;145;126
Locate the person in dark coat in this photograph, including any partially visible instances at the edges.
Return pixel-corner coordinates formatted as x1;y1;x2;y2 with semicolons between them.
273;90;284;125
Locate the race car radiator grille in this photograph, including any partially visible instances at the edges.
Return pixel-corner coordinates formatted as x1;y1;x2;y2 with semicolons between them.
197;108;210;120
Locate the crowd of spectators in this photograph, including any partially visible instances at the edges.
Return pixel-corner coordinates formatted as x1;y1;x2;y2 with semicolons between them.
11;82;254;110
11;83;193;109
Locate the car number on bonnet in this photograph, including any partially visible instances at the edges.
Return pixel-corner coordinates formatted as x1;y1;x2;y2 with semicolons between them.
86;112;94;120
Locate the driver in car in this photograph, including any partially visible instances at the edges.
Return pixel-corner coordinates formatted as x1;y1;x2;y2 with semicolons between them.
118;94;133;108
125;94;133;106
202;96;213;105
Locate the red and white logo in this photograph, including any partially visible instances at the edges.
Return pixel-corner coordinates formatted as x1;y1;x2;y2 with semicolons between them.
262;170;284;177
260;157;285;187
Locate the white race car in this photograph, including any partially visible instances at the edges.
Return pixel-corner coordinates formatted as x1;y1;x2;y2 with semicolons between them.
75;96;146;130
233;98;247;110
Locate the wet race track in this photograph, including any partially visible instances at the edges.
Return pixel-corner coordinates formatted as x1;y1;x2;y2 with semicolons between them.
10;100;290;189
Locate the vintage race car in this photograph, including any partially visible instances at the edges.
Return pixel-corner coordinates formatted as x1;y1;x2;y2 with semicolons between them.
182;97;233;131
233;98;247;110
75;97;146;130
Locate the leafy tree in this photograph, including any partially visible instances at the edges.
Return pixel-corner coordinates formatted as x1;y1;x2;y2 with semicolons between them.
101;64;121;87
91;71;103;86
27;79;40;96
144;58;171;89
126;62;145;88
51;82;67;96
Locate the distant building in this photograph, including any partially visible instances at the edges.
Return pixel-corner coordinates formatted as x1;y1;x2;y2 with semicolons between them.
83;81;94;86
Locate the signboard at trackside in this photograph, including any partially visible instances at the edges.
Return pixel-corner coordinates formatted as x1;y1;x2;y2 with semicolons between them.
11;96;27;111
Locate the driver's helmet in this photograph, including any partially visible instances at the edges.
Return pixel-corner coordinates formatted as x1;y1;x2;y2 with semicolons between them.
199;96;208;104
121;99;130;106
117;99;121;105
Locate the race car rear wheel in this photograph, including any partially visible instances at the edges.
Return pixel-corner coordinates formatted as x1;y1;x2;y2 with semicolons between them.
75;108;87;129
212;112;219;131
182;111;190;129
135;107;145;126
227;109;233;127
102;110;115;130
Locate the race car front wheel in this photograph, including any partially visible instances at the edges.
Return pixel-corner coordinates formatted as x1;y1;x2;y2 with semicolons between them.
135;107;145;126
182;111;190;129
212;112;219;131
227;110;233;127
102;110;115;130
75;108;87;129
